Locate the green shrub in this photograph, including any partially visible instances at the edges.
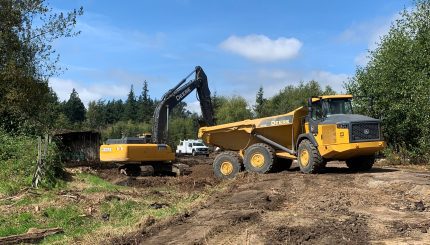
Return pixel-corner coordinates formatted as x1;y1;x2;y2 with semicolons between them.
0;130;63;196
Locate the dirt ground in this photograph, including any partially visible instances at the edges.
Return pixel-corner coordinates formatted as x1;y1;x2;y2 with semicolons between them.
101;156;430;245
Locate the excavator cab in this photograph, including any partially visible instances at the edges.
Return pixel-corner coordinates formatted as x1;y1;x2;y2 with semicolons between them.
138;133;152;142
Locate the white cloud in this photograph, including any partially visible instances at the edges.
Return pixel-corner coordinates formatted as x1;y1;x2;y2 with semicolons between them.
220;34;302;62
255;69;349;93
49;77;129;107
338;13;401;66
154;69;350;115
204;68;350;112
75;20;166;53
185;101;202;114
354;52;369;67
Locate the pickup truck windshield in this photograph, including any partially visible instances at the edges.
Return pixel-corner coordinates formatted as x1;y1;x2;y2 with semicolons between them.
193;143;205;146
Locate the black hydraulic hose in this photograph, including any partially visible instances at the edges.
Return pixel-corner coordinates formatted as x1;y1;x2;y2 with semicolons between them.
171;68;197;93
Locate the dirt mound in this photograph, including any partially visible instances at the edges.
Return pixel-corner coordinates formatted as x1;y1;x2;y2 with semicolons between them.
391;219;430;234
79;160;430;244
265;214;368;245
176;155;214;166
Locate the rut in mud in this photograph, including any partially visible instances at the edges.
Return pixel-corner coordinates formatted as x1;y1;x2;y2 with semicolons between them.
105;159;430;245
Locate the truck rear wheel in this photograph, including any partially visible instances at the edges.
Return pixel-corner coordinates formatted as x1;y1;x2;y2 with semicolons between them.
244;143;276;173
346;155;375;171
297;139;324;174
213;151;241;179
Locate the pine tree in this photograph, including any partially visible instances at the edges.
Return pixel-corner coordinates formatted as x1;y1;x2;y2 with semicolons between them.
86;100;106;129
254;86;267;117
124;85;138;121
138;81;154;123
114;99;125;122
63;89;86;124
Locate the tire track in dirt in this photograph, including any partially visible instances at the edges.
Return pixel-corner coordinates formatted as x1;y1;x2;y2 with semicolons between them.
109;163;430;245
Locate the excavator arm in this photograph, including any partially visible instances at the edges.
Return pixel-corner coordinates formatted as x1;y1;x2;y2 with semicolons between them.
152;66;214;144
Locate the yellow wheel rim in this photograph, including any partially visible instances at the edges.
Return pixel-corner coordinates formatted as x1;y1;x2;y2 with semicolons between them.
220;161;234;175
250;153;265;168
300;149;310;167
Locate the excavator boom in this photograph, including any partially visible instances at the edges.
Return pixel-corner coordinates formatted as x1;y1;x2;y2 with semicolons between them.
152;66;214;143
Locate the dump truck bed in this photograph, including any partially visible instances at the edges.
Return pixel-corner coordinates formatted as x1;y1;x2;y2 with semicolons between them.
199;107;308;152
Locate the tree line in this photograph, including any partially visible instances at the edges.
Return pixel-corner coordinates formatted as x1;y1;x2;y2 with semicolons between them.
57;79;335;146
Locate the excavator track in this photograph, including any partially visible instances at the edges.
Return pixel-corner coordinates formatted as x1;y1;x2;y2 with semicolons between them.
118;163;191;177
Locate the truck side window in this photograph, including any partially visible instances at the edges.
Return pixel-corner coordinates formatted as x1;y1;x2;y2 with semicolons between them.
188;143;192;147
311;101;323;120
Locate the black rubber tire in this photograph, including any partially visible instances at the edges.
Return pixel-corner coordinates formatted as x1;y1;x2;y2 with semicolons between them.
243;143;276;173
346;155;375;171
213;151;242;179
297;139;324;174
192;150;196;156
275;158;293;171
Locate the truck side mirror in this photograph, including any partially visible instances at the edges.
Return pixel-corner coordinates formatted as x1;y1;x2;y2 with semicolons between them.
307;98;312;116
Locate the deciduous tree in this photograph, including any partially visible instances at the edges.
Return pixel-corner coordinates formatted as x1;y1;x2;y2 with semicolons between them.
0;0;83;133
346;0;430;161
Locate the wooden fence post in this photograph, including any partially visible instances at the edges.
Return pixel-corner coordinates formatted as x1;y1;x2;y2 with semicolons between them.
32;135;49;188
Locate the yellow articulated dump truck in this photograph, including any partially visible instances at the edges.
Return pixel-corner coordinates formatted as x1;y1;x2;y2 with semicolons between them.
198;95;386;178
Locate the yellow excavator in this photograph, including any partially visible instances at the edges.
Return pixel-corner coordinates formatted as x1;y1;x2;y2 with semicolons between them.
100;66;214;176
199;94;385;178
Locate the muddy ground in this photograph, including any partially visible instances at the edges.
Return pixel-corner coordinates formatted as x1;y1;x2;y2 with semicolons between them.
98;156;430;244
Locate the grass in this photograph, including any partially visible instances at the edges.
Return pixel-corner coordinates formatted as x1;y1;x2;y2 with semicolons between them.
0;212;39;237
0;130;64;197
0;130;226;243
76;173;123;193
0;169;225;244
0;205;98;239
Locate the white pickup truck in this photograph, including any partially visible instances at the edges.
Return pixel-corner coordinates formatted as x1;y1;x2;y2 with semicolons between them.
176;139;209;157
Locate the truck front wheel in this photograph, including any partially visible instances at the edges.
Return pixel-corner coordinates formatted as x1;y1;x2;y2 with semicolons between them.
244;143;276;173
213;151;242;179
346;155;375;171
297;139;324;174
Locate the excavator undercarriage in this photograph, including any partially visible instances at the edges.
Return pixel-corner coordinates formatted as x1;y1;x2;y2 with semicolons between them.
118;163;192;176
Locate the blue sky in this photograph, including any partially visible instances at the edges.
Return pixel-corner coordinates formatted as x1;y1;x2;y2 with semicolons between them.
49;0;412;112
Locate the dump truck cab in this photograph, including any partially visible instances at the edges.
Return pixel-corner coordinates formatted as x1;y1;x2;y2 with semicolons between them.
297;95;385;173
199;94;385;178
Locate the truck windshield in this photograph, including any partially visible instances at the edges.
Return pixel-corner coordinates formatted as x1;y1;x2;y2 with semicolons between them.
325;99;353;115
193;143;205;146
